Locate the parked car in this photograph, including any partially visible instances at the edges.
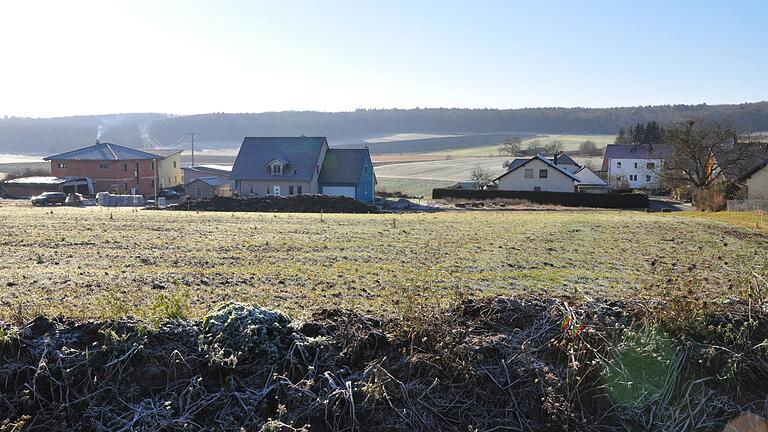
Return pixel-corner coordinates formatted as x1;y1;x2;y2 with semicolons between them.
158;189;183;200
31;192;67;206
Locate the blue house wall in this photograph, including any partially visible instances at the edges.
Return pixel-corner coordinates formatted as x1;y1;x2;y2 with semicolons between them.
355;155;375;204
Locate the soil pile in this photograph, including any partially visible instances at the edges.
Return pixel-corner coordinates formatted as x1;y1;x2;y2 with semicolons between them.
2;298;767;431
164;195;380;213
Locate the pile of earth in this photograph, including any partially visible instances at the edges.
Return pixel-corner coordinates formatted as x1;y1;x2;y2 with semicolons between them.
164;194;380;213
2;298;768;431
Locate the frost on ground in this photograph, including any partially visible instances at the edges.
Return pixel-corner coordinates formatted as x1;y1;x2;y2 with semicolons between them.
2;297;768;431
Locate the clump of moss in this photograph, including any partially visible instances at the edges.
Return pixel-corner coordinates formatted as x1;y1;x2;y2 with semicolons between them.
200;301;292;368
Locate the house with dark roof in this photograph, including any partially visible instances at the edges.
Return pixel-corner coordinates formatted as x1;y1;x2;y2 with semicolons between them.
498;153;607;192
602;144;667;189
231;137;376;203
493;154;582;192
709;143;768;199
44;141;182;196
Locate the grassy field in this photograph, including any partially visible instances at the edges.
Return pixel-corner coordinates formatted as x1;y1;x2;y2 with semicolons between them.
0;206;766;321
376;177;455;198
424;134;616;157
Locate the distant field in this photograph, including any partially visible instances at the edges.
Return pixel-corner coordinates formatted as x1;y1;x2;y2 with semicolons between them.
423;134;616;157
0;207;765;320
335;132;534;154
375;157;510;181
376;177;455;197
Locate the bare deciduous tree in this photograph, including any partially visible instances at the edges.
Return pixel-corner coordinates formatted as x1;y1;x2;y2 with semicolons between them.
545;140;564;155
470;167;493;187
498;136;522;156
662;118;761;189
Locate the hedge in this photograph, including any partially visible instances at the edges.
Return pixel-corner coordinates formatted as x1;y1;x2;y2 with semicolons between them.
431;189;648;209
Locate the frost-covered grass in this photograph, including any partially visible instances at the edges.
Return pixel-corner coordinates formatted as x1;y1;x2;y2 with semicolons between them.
0;206;765;320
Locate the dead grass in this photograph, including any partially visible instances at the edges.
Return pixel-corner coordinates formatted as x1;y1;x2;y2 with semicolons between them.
0;206;766;320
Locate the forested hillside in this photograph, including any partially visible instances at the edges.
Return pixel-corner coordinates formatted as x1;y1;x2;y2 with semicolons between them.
2;102;768;154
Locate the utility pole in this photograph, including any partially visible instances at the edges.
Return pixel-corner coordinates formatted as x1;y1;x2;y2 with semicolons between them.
188;132;198;166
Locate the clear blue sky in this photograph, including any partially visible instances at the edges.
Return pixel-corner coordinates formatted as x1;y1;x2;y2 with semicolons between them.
0;0;766;117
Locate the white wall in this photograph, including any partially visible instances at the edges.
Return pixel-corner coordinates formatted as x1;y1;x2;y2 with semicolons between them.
607;158;663;188
497;159;575;192
747;166;768;199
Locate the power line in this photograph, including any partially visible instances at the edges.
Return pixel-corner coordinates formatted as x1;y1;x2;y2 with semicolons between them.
188;132;198;166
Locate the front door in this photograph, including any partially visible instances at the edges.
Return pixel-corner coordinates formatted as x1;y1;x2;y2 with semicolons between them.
272;185;281;196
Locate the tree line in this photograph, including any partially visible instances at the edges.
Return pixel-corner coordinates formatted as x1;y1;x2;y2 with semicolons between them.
1;103;768;154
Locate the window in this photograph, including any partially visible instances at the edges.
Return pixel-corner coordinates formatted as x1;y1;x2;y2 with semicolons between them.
151;161;155;171
524;168;534;178
289;185;294;195
123;182;128;191
629;174;637;181
151;180;155;188
646;162;656;170
173;161;177;168
272;185;280;196
271;164;283;175
539;169;548;178
174;176;177;183
646;175;652;182
616;162;622;168
634;162;638;169
297;185;303;194
57;162;67;169
123;163;128;172
249;185;254;195
99;163;109;169
534;186;541;192
168;177;171;183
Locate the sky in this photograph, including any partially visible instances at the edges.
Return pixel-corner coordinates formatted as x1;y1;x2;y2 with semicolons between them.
0;0;766;117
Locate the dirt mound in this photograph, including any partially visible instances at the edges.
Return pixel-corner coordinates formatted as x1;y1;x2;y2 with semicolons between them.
165;195;380;213
2;298;768;431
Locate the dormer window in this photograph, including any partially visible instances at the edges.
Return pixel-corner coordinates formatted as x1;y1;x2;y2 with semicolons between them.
268;158;287;176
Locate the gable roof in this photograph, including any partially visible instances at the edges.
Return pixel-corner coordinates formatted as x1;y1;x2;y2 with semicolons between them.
603;144;668;161
553;153;580;166
44;142;163;161
493;154;580;183
711;143;768;181
189;176;230;187
318;148;372;185
573;166;608;186
231;137;328;181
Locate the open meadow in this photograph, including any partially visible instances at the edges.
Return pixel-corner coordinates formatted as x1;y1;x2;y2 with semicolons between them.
0;205;766;321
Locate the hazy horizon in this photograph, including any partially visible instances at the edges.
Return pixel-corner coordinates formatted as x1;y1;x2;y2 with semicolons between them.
1;0;767;117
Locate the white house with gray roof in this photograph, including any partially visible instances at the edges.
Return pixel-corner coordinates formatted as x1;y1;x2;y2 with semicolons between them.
231;136;375;203
495;153;606;192
602;144;667;189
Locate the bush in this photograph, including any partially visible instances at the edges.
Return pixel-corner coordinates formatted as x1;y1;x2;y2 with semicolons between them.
693;188;727;211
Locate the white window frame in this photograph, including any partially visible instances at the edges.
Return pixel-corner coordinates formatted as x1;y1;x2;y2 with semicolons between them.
272;185;281;196
524;168;534;178
539;169;548;179
271;163;283;175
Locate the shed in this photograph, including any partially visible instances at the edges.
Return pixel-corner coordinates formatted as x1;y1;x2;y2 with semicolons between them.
186;176;232;199
2;176;93;198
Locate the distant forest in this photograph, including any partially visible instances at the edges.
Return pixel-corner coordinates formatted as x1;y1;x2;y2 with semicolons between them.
2;102;768;154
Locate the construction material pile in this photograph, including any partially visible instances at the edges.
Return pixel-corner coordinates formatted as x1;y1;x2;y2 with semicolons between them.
164;195;380;213
1;298;768;431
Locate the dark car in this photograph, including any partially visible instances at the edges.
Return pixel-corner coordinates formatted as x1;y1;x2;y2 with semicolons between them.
158;189;183;200
31;192;67;206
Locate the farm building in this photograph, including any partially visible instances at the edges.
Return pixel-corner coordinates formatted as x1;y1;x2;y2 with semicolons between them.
2;176;93;198
231;137;376;203
186;176;233;199
602;144;667;189
43;141;182;197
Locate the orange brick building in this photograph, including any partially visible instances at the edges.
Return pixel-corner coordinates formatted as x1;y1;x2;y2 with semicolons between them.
44;141;182;197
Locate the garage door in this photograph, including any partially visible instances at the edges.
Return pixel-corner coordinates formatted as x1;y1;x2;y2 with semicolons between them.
322;186;356;198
